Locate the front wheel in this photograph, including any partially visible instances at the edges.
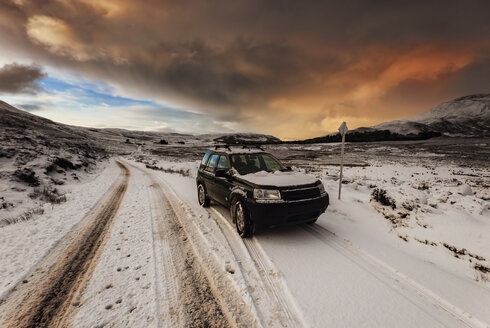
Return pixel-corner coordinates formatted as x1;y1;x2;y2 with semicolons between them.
197;183;210;207
233;200;254;238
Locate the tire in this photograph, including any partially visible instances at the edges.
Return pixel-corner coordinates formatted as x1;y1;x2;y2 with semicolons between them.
306;217;318;225
233;199;254;238
197;183;210;207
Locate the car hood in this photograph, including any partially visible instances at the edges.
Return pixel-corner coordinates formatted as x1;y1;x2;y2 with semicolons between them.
235;170;318;188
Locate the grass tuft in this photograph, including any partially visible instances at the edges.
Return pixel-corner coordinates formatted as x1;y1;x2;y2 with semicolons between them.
371;188;396;209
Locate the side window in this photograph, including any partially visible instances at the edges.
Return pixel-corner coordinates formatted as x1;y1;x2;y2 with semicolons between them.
217;156;229;170
201;151;212;167
205;154;219;172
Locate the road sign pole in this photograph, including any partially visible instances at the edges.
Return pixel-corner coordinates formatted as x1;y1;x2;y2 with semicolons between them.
338;133;345;200
337;121;348;200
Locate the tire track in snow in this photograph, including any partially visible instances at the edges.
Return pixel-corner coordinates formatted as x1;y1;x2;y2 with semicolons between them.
207;212;269;327
0;161;129;328
243;238;305;328
135;163;265;327
210;207;307;328
303;224;488;328
147;182;185;327
128;162;234;328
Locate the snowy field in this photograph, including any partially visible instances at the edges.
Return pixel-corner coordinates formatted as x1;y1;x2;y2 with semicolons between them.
1;138;489;327
129;139;490;326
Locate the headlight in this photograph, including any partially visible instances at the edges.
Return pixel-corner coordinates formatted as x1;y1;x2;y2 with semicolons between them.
318;182;326;194
253;188;281;200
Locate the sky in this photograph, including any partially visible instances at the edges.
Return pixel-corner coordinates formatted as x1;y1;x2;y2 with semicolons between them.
0;0;489;139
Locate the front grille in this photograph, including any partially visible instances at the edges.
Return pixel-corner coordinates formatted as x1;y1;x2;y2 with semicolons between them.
281;186;321;201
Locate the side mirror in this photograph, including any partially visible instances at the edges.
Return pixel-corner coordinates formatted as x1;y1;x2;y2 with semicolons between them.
215;169;229;178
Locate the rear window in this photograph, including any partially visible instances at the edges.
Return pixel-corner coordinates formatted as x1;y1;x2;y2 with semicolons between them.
201;151;212;166
205;154;219;172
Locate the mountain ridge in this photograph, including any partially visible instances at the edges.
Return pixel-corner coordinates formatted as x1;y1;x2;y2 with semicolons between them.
373;93;490;136
300;94;489;143
0;100;280;145
1;94;489;147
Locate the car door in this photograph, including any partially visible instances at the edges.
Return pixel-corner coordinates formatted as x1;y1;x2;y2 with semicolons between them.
202;153;219;199
214;155;233;205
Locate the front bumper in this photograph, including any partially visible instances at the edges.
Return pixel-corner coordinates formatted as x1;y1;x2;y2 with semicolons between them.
246;193;329;227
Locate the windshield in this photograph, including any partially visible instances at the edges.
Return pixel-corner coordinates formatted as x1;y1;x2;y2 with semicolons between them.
230;153;286;175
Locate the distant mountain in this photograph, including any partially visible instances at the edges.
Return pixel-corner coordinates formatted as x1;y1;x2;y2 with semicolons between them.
0;101;280;152
300;94;490;143
374;94;490;137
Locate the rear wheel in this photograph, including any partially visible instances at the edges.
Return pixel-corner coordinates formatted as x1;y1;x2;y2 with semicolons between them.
197;183;210;207
234;200;254;237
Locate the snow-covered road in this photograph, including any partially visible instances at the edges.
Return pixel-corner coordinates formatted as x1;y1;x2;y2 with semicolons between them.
1;158;488;327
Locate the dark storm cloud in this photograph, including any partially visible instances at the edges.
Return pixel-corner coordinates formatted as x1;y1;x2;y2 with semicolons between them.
0;63;46;94
444;54;490;96
144;39;323;113
1;0;489;137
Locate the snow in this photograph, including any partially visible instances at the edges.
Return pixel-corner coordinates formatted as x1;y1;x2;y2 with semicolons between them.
0;159;120;299
216;147;266;154
1;145;489;326
373;120;429;135
137;153;490;326
458;184;474;196
237;170;319;187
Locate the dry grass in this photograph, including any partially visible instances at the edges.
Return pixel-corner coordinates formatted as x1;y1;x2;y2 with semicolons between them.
0;206;45;227
371;188;396;209
29;187;67;204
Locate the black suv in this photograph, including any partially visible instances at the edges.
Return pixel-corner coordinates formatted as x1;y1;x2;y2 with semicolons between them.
196;147;329;237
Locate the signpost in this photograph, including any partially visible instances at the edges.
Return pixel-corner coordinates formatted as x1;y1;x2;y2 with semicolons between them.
338;121;348;200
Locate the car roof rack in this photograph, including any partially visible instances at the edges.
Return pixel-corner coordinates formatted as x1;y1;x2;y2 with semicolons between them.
241;144;265;151
214;144;232;151
213;144;265;151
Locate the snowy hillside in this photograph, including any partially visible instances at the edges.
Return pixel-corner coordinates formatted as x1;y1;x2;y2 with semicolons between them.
0;101;109;222
374;94;490;137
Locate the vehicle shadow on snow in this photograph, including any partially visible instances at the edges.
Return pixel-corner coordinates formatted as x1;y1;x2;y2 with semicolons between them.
209;202;328;239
